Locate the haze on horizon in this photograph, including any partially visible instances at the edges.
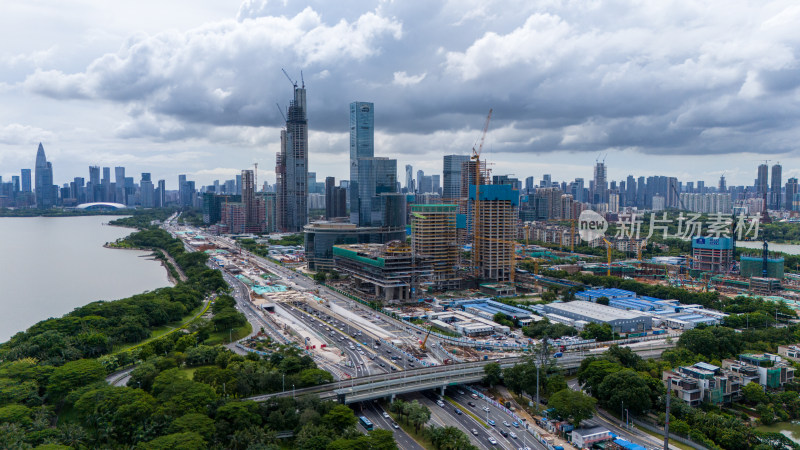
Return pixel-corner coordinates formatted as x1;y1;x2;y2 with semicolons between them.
1;0;800;188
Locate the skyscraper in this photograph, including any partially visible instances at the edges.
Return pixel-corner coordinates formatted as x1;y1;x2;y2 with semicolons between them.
140;173;154;208
357;157;397;227
771;163;782;209
787;178;798;212
593;161;607;205
21;169;31;193
718;174;727;193
156;180;166;207
241;169;265;232
349;102;374;223
443;155;469;200
405;164;414;192
34;143;55;209
756;163;769;196
276;80;309;232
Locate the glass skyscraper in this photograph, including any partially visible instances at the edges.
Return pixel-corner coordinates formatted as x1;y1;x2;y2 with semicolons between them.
34;143;55;208
357;157;396;227
349;101;375;224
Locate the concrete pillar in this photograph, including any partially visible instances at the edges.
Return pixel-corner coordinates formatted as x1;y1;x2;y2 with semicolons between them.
440;385;446;396
390;393;396;403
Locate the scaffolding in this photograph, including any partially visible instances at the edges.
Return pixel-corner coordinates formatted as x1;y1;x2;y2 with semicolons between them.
412;204;461;290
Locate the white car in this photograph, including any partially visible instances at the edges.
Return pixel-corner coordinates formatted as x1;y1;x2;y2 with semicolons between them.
482;406;490;412
509;432;517;439
488;437;498;445
383;412;390;419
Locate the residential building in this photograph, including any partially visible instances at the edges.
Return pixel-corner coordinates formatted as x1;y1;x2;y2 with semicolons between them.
411;204;461;290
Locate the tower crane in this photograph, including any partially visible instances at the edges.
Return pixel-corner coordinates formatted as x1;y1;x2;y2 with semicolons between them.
472;109;493;278
602;238;612;276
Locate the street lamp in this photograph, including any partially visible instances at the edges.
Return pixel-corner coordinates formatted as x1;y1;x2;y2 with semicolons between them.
292;384;295;400
282;373;285;393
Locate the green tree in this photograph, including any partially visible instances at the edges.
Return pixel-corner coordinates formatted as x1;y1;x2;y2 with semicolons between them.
366;428;398;450
74;385;157;445
597;369;652;415
483;362;502;387
137;432;206;449
323;404;358;434
169;413;215;441
295;423;335;450
742;382;768;405
596;296;610;306
0;404;33;427
580;323;614;341
548;389;596;426
47;359;106;402
409;401;431;432
577;359;621;396
313;271;327;283
545;374;568;396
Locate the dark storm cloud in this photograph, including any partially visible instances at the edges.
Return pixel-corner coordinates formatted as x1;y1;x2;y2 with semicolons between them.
19;0;800;158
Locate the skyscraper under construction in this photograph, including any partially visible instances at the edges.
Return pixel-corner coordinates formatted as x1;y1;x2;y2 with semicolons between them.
276;79;308;232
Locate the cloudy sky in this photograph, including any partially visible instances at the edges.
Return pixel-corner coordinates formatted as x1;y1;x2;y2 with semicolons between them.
2;0;800;189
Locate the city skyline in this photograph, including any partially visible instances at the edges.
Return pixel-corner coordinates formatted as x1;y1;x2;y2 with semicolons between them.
2;1;800;187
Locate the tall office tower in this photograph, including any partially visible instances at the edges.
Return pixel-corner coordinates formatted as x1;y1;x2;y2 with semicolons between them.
324;176;348;219
771;163;783;209
156;180;166;207
787;178;799;212
34;143;55;209
114;166;125;204
405;164;414;192
542;174;552;188
140;173;154;207
525;176;534;194
431;175;441;195
349;101;374;223
667;177;679;208
443;155;469;199
697;181;705;194
756;163;769;196
416;170;425;193
178;174;187;207
88;166;100;202
235;174;242;195
625;175;636;207
21;169;31;192
11;176;20;193
71;177;85;203
719;174;727;192
636;176;646;208
593;161;607;205
357;157;397;227
276;80;309;232
263;191;277;232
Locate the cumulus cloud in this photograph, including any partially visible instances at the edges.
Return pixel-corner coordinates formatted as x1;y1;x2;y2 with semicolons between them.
6;0;800;186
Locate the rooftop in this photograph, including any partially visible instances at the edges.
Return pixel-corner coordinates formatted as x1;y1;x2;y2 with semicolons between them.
545;301;649;322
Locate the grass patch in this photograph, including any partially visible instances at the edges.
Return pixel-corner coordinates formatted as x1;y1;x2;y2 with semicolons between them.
637;424;695;450
205;321;253;345
385;410;435;450
444;396;489;428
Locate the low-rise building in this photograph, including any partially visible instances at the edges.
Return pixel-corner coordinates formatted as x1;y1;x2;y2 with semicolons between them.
663;362;742;406
722;354;795;389
542;301;652;333
778;344;800;362
570;426;613;448
333;242;432;302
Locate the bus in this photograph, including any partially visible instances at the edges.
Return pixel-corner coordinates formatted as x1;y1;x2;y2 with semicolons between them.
359;416;373;431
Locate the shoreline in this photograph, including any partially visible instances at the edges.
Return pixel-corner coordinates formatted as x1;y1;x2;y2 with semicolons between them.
104;243;180;286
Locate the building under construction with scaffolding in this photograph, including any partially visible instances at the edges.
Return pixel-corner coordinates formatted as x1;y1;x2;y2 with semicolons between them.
332;242;432;302
471;184;519;283
411;204;462;290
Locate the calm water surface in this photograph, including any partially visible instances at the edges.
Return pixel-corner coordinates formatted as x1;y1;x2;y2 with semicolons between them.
0;215;171;342
736;240;800;255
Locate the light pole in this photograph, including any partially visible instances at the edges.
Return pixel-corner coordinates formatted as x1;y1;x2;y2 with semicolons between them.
282;373;285;393
625;408;629;429
292;384;295;400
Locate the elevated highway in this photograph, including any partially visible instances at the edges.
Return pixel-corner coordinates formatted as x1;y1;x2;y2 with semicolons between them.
247;345;668;404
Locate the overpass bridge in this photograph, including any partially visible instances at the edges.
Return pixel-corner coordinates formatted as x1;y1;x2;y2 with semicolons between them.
247;345;668;404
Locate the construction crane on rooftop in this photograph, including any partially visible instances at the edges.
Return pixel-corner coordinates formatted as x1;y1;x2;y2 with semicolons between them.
472;109;492;279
